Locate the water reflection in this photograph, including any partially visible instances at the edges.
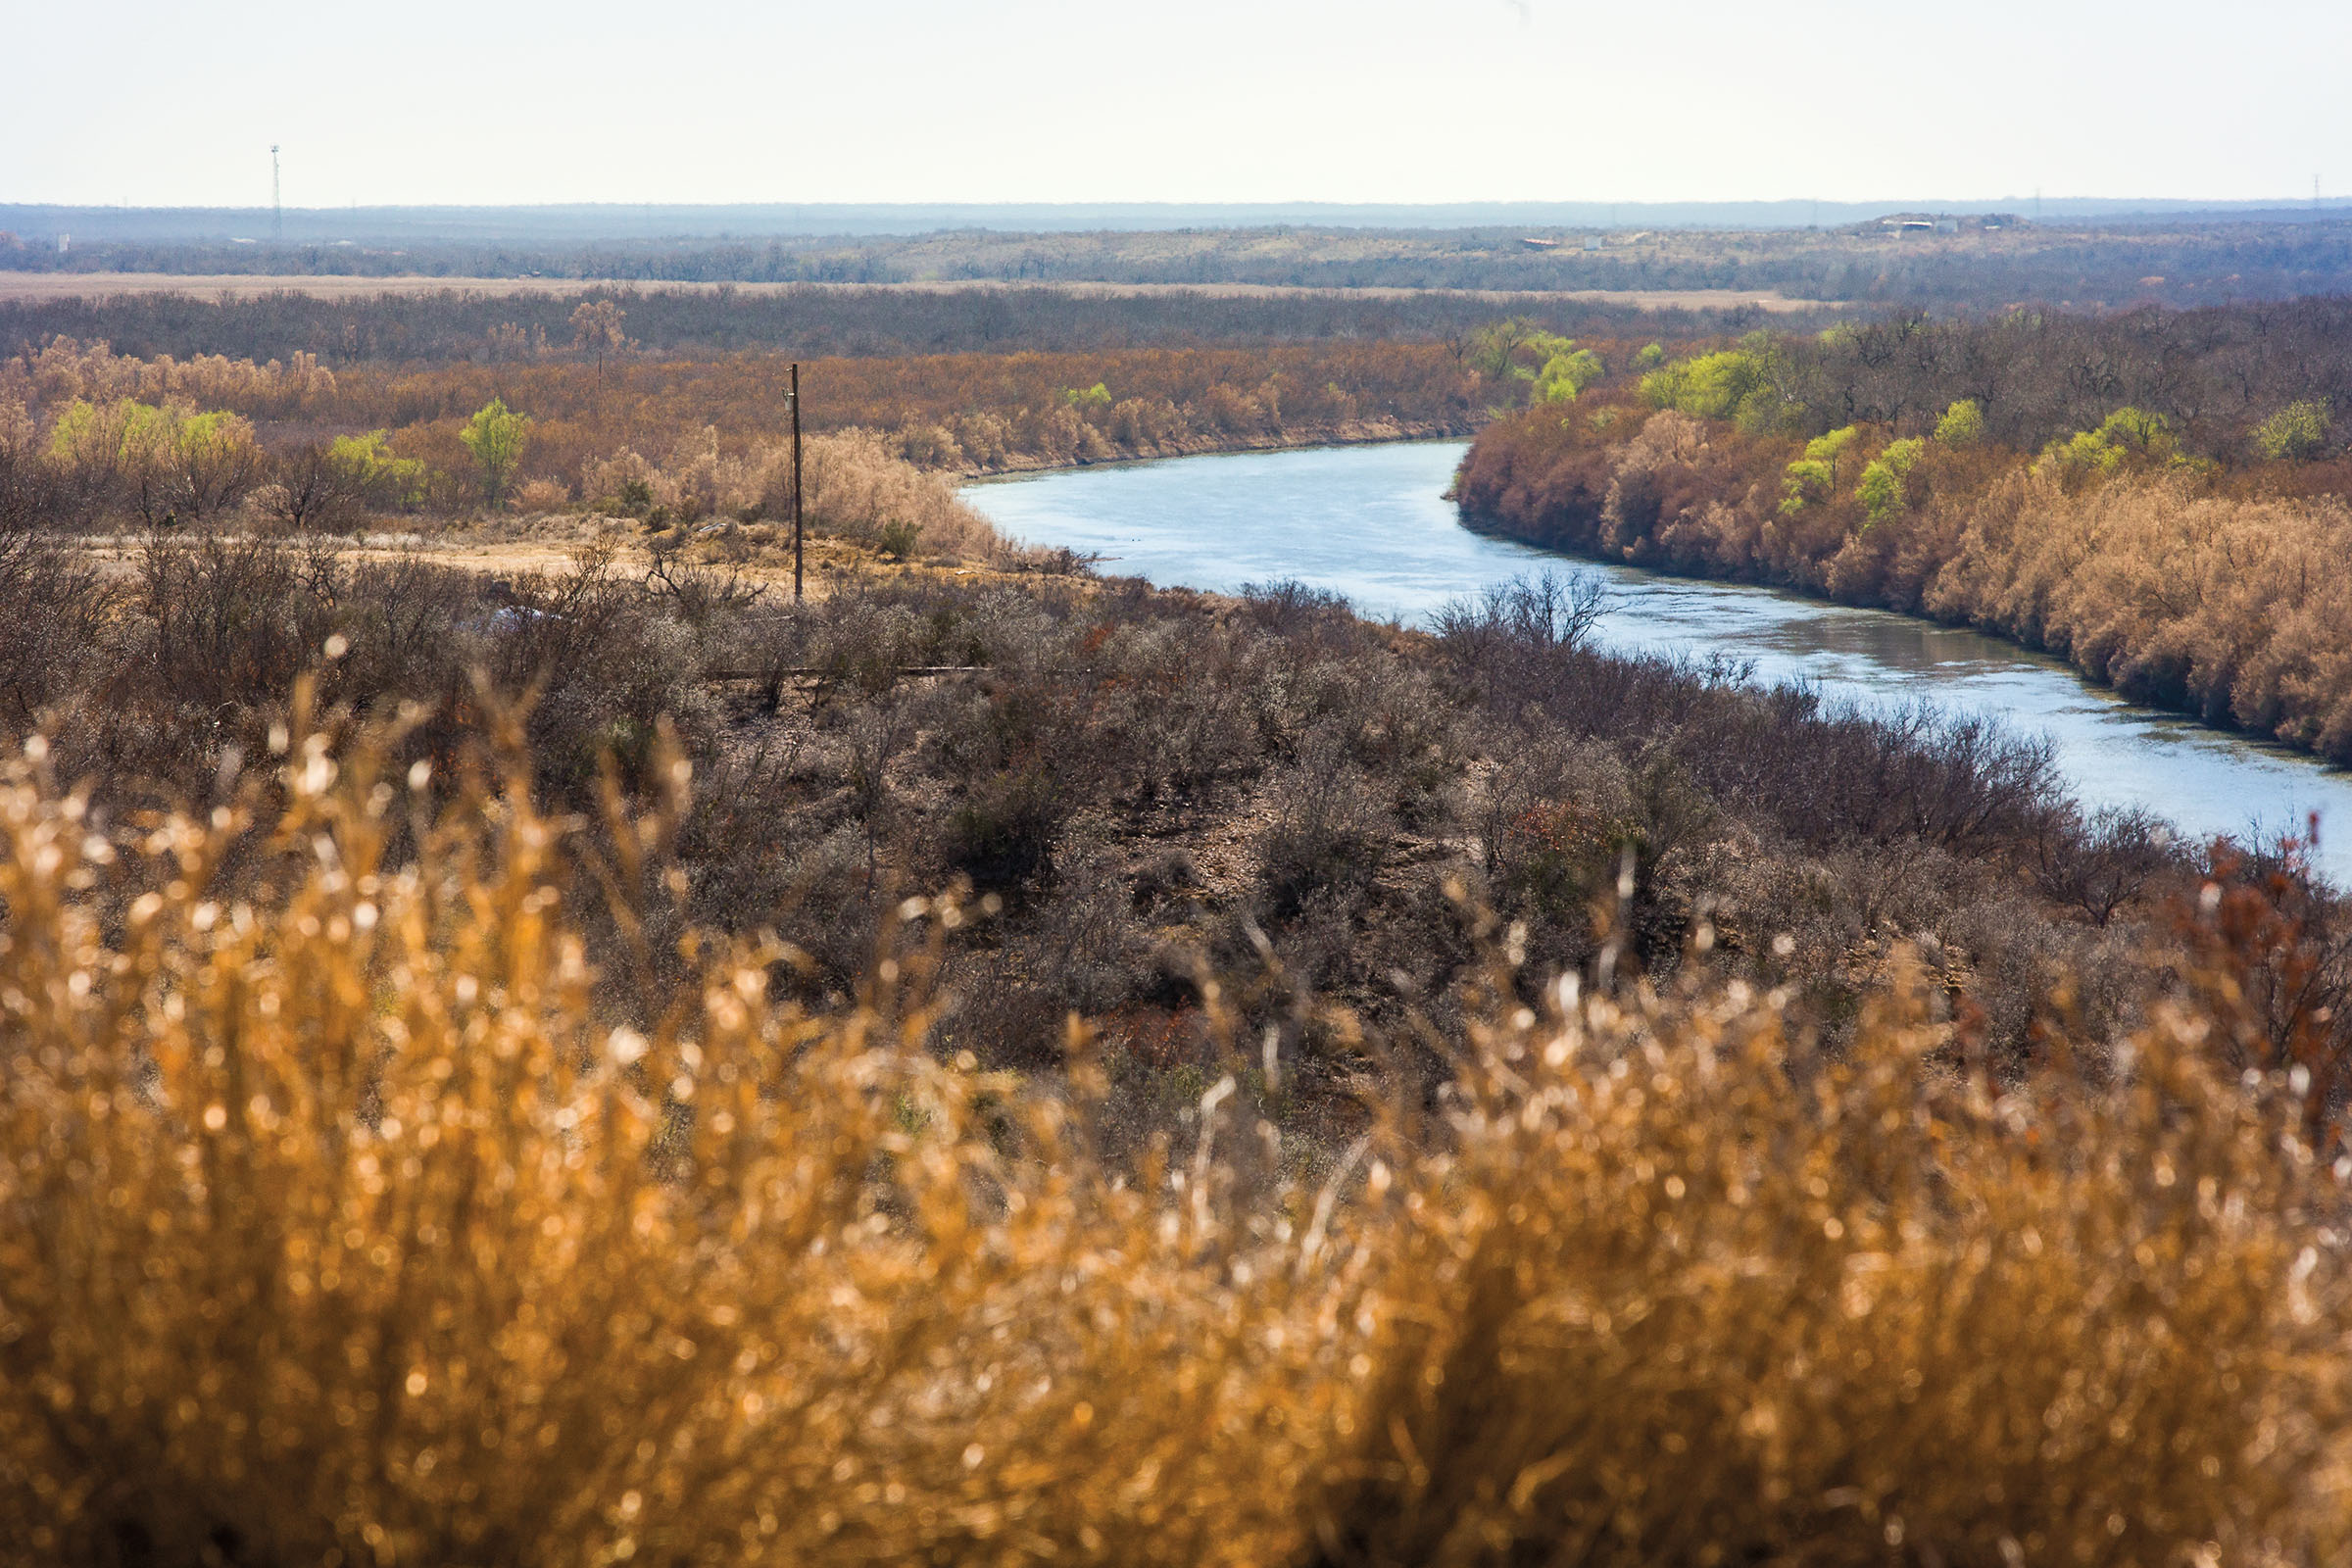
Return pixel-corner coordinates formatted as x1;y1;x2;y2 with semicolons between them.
968;440;2352;883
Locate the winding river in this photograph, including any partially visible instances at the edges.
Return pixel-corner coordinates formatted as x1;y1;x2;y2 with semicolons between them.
966;440;2352;886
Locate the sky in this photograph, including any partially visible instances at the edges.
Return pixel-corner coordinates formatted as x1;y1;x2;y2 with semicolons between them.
6;0;2349;210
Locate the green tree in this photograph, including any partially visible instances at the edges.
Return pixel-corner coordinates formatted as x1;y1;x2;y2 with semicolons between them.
1934;399;1986;446
2034;407;2180;488
48;398;261;522
1535;348;1604;404
1641;334;1800;433
164;409;264;520
1856;438;1927;526
2095;406;2175;456
2253;400;2330;462
1471;320;1586;406
460;399;531;506
328;430;425;507
49;398;169;500
1780;425;1860;514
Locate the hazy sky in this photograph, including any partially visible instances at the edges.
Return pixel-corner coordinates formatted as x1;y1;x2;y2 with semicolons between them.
7;0;2348;208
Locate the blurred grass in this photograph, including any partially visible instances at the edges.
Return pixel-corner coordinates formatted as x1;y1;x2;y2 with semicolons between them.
2;712;2348;1566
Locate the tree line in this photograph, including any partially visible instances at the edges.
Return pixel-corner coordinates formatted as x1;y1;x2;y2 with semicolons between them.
1627;302;2352;463
0;282;1743;367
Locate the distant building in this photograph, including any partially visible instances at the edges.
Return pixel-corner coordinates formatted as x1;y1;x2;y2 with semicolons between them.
1873;212;2019;236
56;233;68;255
1584;234;1602;252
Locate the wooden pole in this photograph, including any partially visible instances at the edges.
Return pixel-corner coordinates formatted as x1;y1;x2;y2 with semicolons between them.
790;362;804;603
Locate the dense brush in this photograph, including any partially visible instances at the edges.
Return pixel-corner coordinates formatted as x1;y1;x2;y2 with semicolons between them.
1;723;2348;1565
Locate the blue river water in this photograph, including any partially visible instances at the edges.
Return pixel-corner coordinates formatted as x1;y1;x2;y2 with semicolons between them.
966;439;2352;884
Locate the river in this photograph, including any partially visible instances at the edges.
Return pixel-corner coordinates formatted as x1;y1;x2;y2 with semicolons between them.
966;439;2352;885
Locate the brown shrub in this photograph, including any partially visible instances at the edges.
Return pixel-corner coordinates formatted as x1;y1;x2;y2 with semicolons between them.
1;739;2347;1566
1463;402;2352;763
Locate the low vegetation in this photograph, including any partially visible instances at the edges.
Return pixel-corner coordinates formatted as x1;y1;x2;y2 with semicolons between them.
11;501;2329;1098
0;330;1519;514
5;664;2352;1564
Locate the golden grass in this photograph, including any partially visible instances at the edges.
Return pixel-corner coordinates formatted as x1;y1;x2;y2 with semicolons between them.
2;713;2349;1565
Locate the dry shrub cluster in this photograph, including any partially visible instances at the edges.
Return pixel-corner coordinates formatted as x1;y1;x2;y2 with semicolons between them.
3;335;337;419
1458;402;2352;761
4;335;1485;526
1926;475;2352;753
334;344;1479;479
3;726;2350;1565
0;354;1014;565
11;535;717;820
576;427;1008;560
3;526;2308;1097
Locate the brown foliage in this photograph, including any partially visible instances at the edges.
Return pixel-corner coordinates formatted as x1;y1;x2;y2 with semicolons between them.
1459;401;2352;762
323;343;1488;482
1;333;1498;530
1;734;2348;1566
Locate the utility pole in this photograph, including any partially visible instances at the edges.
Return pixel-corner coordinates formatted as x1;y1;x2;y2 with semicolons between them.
271;145;282;243
790;363;804;602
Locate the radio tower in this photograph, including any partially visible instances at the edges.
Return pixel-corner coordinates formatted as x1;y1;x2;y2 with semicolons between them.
271;145;282;243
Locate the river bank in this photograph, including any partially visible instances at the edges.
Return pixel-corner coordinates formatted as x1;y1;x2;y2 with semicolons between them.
1454;400;2352;772
967;439;2352;884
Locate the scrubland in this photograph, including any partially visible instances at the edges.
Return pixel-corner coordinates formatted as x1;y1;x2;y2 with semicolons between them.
10;282;2352;1564
0;328;1500;526
0;498;2296;1092
6;590;2352;1564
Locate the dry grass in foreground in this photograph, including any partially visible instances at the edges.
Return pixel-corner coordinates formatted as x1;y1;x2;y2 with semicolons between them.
2;717;2350;1567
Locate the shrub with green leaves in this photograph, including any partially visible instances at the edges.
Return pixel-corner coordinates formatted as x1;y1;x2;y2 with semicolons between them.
325;429;425;509
46;397;263;522
1471;320;1592;408
2254;400;2330;462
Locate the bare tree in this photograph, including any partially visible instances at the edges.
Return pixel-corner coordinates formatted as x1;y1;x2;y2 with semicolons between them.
570;299;630;381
